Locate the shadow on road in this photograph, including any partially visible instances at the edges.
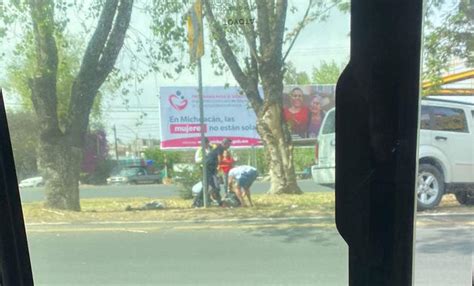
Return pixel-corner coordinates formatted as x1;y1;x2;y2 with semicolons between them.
243;220;344;246
416;228;473;255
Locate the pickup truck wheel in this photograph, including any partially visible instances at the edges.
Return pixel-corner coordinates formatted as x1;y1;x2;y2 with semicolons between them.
417;164;444;211
129;180;138;185
455;190;474;205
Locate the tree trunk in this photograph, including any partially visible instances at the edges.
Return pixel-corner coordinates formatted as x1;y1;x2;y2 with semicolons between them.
203;0;300;194
38;139;82;211
26;0;133;211
257;21;301;195
257;105;302;195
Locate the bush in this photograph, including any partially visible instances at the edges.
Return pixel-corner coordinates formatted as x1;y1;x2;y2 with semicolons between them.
6;110;40;180
80;159;117;185
293;147;315;172
233;148;268;175
232;146;314;174
173;166;202;199
144;148;187;178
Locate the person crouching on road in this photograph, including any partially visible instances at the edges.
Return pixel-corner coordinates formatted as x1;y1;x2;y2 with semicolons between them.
227;165;258;207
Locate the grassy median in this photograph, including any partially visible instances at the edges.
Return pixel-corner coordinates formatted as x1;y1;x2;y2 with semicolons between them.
21;193;471;224
22;193;334;223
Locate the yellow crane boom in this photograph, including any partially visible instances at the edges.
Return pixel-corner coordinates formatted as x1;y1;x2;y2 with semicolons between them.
422;69;474;93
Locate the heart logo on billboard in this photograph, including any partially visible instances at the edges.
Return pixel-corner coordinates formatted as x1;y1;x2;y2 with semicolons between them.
168;91;188;111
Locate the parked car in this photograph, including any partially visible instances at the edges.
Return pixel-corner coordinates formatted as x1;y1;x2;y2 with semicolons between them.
106;166;163;185
18;176;44;188
312;96;474;210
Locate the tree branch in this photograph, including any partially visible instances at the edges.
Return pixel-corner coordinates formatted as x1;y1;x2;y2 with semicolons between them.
203;0;262;112
28;0;61;138
255;0;272;56
76;0;119;80
266;0;275;25
273;0;288;58
65;0;134;143
282;1;340;63
236;0;260;91
282;0;313;63
237;0;260;63
95;0;134;84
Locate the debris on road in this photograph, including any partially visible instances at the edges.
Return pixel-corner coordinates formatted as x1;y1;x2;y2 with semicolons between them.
125;201;165;211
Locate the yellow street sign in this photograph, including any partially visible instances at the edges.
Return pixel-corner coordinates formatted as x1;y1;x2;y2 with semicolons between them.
187;0;204;63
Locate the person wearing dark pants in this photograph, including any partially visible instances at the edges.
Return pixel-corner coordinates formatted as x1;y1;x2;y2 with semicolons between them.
202;138;232;206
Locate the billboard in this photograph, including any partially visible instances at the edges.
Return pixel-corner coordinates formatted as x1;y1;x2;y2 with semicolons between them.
160;85;336;149
282;85;336;139
160;86;260;148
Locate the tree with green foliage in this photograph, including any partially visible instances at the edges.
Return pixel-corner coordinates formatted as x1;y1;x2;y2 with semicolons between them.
293;147;316;172
284;60;344;85
0;0;133;210
3;33;103;129
423;0;473;92
312;60;343;84
284;61;311;85
233;148;269;175
152;0;348;194
143;148;183;176
5;109;40;180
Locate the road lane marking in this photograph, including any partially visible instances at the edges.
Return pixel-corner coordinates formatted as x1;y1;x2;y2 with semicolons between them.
25;216;335;227
125;229;149;233
26;227;158;233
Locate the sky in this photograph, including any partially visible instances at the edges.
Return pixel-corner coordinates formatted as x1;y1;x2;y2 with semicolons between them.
1;1;351;143
100;4;351;143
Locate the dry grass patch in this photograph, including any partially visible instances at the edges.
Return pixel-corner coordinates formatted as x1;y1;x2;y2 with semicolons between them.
22;192;471;224
423;194;473;214
22;193;336;224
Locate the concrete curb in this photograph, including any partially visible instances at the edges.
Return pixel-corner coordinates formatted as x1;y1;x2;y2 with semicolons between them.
25;213;472;227
26;216;334;227
416;212;474;217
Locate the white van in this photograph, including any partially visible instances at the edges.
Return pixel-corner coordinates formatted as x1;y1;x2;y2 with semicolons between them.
312;96;474;210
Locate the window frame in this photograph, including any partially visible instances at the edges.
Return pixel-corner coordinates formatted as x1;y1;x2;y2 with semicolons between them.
335;0;422;285
420;105;433;130
0;92;34;285
0;0;424;285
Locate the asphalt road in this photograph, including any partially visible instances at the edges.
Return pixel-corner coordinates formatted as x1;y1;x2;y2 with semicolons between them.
25;218;472;286
19;180;331;203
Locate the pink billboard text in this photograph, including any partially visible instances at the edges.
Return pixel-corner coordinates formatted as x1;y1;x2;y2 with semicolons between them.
170;124;207;134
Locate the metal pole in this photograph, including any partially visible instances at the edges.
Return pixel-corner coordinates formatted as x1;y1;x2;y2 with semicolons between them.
113;125;119;162
96;132;100;157
198;58;208;208
121;125;139;158
135;136;139;158
253;145;257;168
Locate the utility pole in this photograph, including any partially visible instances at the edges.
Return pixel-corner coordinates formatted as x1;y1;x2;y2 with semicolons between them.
186;0;207;207
121;124;139;158
96;132;100;157
113;125;119;162
198;57;208;208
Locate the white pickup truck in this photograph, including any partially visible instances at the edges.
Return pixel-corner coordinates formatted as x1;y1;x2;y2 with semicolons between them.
311;96;474;210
